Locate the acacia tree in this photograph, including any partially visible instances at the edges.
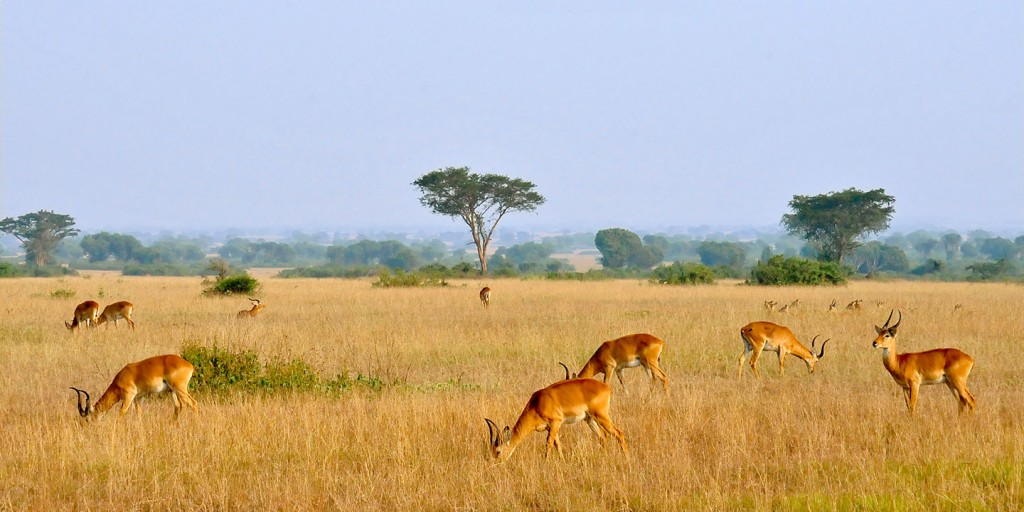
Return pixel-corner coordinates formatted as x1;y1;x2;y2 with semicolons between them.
0;210;80;266
781;188;895;264
413;167;545;274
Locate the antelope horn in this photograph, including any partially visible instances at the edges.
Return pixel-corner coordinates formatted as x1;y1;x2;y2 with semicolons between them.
882;309;895;329
70;387;91;417
891;310;902;331
817;339;829;359
811;334;820;349
559;362;571;380
249;298;260;305
485;418;499;446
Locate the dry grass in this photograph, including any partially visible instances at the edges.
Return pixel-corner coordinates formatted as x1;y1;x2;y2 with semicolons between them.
1;275;1022;510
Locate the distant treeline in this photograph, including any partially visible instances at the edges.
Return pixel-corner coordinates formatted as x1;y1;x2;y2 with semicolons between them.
1;228;1021;283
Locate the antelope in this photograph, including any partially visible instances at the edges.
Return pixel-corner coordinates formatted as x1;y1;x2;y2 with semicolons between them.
953;303;963;312
95;301;135;330
846;299;863;311
484;378;627;461
872;310;976;415
875;301;886;309
777;304;790;314
763;300;777;312
789;299;801;309
70;354;198;420
237;298;266;318
738;322;828;378
479;286;491;307
65;300;100;331
576;333;669;395
827;300;838;313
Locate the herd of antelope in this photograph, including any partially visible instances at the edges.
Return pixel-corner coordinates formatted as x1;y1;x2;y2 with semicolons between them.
62;286;977;463
64;296;264;421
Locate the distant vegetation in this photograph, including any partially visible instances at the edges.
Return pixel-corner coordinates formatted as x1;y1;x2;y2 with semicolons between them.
1;225;1021;284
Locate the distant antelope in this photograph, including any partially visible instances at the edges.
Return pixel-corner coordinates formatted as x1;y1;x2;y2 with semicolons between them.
875;301;886;309
237;298;265;319
872;310;975;415
763;300;778;312
846;299;863;311
96;301;135;331
827;300;838;313
66;300;100;331
789;299;801;309
777;304;790;314
479;287;491;307
953;303;963;312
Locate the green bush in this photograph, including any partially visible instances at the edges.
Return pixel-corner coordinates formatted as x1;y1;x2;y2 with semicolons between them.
649;262;716;285
748;255;848;285
50;288;76;299
204;274;260;295
181;342;393;394
371;269;448;288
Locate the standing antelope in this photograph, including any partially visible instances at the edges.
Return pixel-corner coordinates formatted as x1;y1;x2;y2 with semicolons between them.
484;378;627;461
479;286;491;307
70;354;198;420
576;333;669;395
738;322;828;378
827;300;838;313
237;298;266;318
871;310;976;415
763;300;778;312
96;301;135;331
65;300;100;331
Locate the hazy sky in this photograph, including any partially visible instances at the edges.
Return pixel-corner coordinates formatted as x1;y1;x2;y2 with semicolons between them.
3;3;1022;235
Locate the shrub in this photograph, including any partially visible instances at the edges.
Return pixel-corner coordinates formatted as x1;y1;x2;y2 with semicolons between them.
371;269;448;288
50;288;76;299
748;255;848;285
205;274;260;295
649;262;716;285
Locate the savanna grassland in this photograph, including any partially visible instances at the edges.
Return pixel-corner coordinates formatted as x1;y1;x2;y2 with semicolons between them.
1;275;1023;511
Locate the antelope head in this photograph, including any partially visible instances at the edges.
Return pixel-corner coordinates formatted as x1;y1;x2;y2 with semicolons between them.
70;387;93;419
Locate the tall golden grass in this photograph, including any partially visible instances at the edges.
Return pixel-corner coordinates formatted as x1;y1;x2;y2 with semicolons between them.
1;275;1022;510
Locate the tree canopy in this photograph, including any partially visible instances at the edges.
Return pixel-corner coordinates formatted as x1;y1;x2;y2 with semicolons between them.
412;166;545;274
781;188;895;264
594;228;664;269
0;210;80;266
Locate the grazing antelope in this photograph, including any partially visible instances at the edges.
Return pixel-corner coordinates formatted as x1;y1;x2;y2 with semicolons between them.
827;300;838;313
65;300;100;331
763;300;778;312
576;333;669;395
738;322;828;378
237;298;266;318
872;310;976;415
479;286;491;307
484;378;627;461
95;301;135;331
846;299;863;311
70;354;198;420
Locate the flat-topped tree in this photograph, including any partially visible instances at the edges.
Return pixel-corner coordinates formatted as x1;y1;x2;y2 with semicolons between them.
0;210;79;266
782;188;895;264
413;167;544;275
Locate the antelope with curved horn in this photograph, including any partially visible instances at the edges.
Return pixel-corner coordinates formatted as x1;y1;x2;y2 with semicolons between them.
484;378;627;461
95;301;135;331
872;310;976;415
576;333;669;395
70;354;198;420
65;300;100;331
479;286;491;307
827;300;838;313
738;322;828;378
237;298;266;319
763;300;778;312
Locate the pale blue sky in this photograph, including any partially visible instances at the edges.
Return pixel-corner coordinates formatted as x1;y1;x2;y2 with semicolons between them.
3;2;1022;234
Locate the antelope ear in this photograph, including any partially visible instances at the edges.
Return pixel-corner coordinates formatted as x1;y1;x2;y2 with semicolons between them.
874;325;884;334
888;327;898;336
502;426;512;444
